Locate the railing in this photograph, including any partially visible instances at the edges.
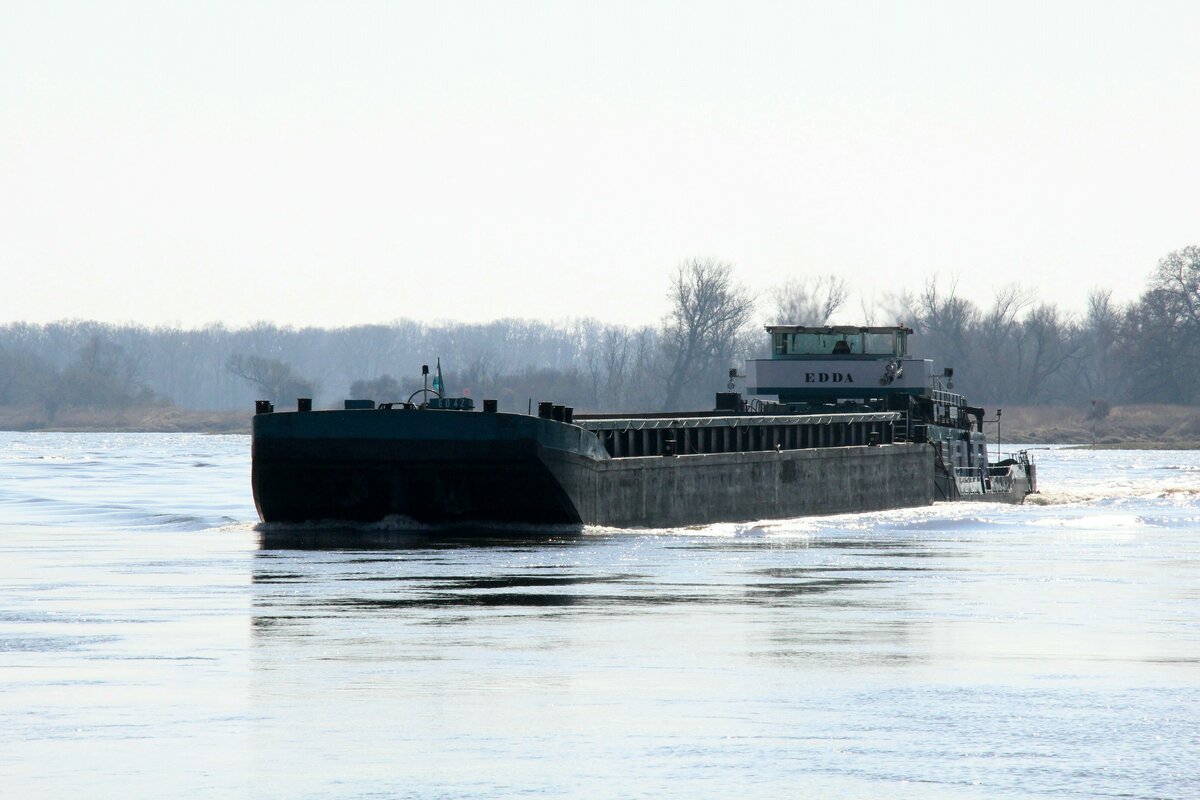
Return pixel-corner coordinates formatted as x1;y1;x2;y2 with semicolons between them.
988;468;1015;493
580;412;903;458
577;411;900;431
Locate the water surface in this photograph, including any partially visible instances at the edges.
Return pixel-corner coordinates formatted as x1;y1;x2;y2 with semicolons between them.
1;433;1196;798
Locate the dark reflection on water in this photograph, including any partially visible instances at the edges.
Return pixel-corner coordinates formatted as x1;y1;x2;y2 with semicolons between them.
0;635;120;653
256;524;585;552
427;574;637;590
253;572;637;587
750;565;936;576
674;536;961;558
247;528;915;629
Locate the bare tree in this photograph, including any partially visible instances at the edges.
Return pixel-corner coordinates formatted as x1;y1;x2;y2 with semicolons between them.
226;354;316;406
1124;286;1198;403
1147;245;1200;328
771;275;848;325
615;325;661;411
1124;245;1200;403
1013;304;1082;403
661;258;756;410
457;353;499;396
57;335;160;409
902;277;979;370
972;284;1032;401
0;344;58;410
349;374;404;401
1078;288;1123;400
579;324;636;411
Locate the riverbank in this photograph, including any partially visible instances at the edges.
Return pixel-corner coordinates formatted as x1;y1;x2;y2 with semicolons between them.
995;404;1200;448
0;405;249;434
3;402;1199;447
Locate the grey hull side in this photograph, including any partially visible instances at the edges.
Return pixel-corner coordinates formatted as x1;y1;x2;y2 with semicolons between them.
553;445;933;528
252;410;936;527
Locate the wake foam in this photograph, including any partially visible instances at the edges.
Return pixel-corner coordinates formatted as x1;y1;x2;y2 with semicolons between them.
1027;483;1200;506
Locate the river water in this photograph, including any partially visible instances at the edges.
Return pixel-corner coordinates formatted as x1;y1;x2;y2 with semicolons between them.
0;432;1196;799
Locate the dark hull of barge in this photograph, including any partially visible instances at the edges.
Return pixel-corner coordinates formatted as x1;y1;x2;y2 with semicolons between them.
252;408;939;528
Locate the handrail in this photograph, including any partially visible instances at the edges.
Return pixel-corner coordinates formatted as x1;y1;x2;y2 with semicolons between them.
577;411;900;431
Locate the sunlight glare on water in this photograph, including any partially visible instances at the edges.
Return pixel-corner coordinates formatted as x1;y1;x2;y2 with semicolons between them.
0;434;1197;798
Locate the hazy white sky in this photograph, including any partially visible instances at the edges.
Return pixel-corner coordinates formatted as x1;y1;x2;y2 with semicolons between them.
2;0;1198;329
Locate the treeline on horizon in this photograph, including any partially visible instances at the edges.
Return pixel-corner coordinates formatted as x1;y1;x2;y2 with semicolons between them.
1;245;1198;422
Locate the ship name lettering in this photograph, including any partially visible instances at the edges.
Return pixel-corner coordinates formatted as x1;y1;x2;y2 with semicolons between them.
804;372;854;384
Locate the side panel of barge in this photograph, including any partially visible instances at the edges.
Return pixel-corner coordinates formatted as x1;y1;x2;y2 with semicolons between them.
561;444;932;528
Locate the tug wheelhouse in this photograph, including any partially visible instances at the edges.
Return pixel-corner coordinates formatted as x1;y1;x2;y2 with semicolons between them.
747;325;930;406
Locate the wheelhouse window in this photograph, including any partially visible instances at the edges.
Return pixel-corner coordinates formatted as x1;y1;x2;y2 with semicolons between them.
768;327;910;357
775;332;863;355
865;332;896;355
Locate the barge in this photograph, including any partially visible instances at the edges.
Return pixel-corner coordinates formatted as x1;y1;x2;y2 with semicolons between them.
252;325;1035;527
